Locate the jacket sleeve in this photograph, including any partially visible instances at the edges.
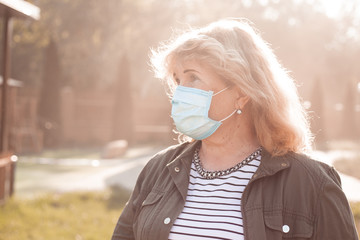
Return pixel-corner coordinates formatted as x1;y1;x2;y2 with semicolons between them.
111;164;148;240
313;167;359;240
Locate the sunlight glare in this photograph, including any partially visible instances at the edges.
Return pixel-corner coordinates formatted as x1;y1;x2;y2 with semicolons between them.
322;0;343;18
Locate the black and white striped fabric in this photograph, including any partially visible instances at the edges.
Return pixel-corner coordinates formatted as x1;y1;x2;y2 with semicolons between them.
168;154;261;240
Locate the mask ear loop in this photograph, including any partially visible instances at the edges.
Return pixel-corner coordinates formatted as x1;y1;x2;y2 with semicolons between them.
219;109;238;122
213;86;230;96
214;86;242;122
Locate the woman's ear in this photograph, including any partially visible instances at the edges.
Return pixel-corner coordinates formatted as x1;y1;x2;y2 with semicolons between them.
234;87;250;110
236;95;250;110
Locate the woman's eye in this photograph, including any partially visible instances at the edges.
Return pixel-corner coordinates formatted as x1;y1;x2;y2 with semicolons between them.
172;73;201;86
189;74;200;82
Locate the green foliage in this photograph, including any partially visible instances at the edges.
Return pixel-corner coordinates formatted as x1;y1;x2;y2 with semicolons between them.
12;0;360;90
0;188;129;240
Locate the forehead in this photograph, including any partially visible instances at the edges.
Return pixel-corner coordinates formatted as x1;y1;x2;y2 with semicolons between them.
171;59;211;75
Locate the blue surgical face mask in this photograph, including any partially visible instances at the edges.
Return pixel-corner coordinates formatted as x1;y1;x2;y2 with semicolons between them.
171;85;237;140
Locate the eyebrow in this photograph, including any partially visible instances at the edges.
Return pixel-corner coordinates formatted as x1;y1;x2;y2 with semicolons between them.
183;69;199;74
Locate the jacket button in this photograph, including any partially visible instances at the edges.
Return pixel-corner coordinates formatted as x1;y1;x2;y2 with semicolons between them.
281;162;288;167
164;217;171;224
282;224;290;233
174;167;180;172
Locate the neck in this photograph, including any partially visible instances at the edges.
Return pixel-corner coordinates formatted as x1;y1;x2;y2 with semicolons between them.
199;116;260;171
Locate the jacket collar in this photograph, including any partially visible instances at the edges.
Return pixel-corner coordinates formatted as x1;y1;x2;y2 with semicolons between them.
166;140;292;198
251;149;291;181
166;140;200;168
166;140;292;176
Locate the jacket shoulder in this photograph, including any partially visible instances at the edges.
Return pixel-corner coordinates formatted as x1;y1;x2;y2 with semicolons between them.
145;141;193;170
286;152;341;187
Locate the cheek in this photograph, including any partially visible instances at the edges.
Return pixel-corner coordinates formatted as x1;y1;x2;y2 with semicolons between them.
208;95;235;120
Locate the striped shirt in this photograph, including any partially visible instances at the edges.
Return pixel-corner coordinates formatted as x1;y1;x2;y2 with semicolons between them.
168;154;261;240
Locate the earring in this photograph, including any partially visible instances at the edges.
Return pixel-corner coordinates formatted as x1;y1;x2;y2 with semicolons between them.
236;109;242;115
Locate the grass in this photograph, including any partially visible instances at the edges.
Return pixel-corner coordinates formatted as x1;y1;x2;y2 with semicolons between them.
0;187;130;240
351;202;360;238
0;190;359;239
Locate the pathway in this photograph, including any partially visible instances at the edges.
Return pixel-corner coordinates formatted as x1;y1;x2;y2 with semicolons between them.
15;148;360;202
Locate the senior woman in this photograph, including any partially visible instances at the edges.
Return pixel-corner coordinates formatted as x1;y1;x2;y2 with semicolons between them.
111;19;358;240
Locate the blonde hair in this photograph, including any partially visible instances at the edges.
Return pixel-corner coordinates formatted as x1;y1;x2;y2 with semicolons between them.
151;18;313;156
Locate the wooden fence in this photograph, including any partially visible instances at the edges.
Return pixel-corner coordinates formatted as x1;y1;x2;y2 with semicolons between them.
60;87;175;146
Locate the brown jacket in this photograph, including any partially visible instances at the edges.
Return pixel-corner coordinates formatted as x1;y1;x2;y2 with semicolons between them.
111;141;359;240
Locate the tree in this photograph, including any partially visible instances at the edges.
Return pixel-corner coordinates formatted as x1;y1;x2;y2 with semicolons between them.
112;55;134;143
309;78;326;148
37;39;63;147
341;81;358;139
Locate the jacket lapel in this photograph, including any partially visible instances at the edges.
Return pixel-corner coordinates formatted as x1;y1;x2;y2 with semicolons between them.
166;141;200;201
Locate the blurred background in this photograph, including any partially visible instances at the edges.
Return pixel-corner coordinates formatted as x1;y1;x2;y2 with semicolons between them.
2;0;360;152
0;0;360;239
